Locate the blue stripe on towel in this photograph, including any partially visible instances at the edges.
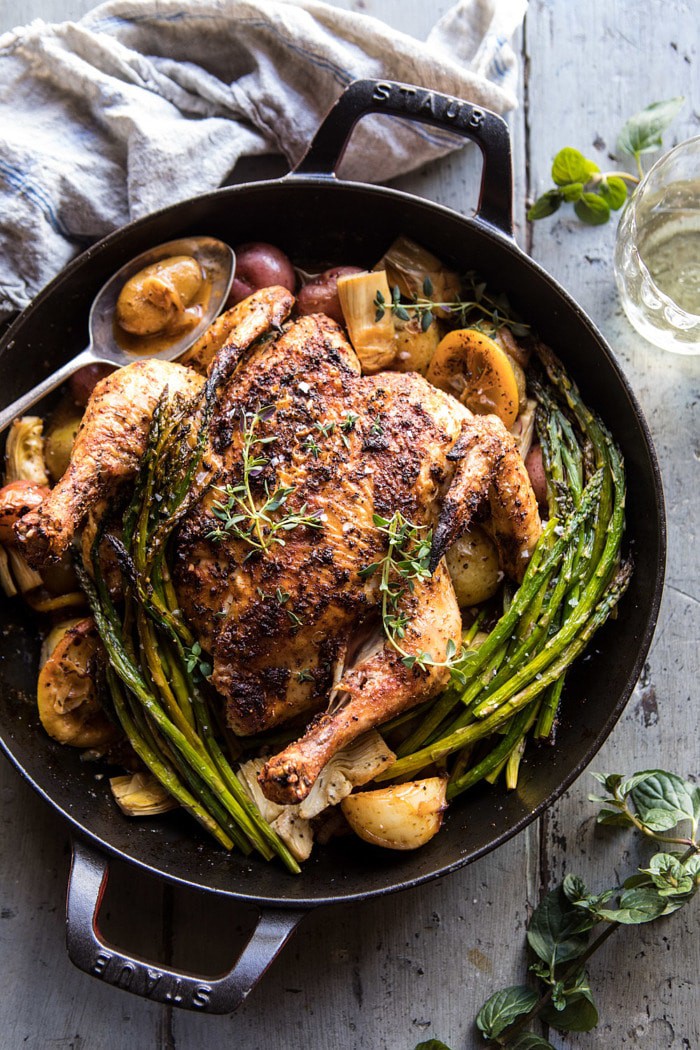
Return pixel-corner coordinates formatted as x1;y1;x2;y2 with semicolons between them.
0;160;93;246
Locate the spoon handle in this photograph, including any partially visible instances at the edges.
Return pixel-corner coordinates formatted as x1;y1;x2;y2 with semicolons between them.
0;348;97;435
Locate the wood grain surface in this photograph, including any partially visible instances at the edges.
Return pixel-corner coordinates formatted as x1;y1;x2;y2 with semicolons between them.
0;1;697;1048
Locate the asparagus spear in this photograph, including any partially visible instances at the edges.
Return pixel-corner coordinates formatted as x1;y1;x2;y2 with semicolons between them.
380;561;632;786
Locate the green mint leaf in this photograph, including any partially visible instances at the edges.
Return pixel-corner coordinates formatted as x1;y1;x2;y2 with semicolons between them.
683;854;700;878
414;1041;452;1050
617;97;684;158
561;181;584;202
596;807;635;827
476;985;538;1039
551;147;600;185
542;991;599;1033
629;770;697;831
574;192;611;225
509;1036;556;1050
623;873;653;890
527;886;591;968
598;175;628;210
641;853;695;897
598;772;623;793
527;190;563;220
423;275;434;297
594;886;667;925
562;874;587;902
551;980;567;1010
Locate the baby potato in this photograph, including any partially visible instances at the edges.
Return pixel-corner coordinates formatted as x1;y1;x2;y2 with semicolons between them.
116;255;204;335
44;396;83;482
341;778;447;850
525;444;548;509
37;618;119;748
228;242;296;305
392;317;441;375
297;266;363;324
445;525;501;607
69;363;116;407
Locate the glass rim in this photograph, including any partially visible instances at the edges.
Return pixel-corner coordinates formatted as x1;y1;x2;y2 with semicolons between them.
617;135;700;324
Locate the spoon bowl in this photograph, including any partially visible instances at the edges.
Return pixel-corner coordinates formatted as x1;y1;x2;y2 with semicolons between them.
0;236;234;433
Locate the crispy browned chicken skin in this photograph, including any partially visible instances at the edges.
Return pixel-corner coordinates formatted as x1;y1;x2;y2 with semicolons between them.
16;286;541;805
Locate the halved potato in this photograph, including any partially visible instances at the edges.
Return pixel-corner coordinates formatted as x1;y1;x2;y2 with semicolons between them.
445;525;501;607
37;618;119;748
392;316;441;375
44;396;83;482
340;777;447;850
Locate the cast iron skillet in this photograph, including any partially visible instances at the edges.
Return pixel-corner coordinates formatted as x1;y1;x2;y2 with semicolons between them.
0;80;665;1014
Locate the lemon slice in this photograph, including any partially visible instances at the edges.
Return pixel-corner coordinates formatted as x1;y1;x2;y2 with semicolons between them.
427;328;520;428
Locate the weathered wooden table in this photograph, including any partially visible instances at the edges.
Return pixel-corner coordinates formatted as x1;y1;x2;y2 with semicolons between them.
1;1;697;1047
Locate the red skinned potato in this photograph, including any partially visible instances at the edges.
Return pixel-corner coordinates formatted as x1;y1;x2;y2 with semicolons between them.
297;266;364;324
69;363;116;407
0;481;49;546
228;242;296;305
525;444;548;509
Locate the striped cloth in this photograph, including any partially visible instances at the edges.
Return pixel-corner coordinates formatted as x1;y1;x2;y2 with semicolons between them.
0;0;526;320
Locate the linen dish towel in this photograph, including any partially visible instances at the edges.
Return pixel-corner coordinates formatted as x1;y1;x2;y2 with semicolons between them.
0;0;527;320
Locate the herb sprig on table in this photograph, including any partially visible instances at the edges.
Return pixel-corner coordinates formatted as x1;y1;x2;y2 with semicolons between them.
413;769;700;1050
528;97;684;225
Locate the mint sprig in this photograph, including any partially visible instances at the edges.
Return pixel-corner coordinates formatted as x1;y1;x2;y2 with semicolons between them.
528;98;684;225
412;767;699;1049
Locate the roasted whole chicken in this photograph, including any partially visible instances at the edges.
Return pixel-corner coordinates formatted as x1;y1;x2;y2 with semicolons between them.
16;287;541;805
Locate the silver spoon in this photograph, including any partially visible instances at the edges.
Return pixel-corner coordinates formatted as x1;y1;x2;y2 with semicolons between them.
0;236;235;434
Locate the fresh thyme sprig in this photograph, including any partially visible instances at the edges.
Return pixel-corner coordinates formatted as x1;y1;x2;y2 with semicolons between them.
207;404;322;555
373;273;529;337
360;512;465;684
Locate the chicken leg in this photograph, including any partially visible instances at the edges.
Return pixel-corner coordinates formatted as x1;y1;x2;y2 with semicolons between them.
258;560;460;804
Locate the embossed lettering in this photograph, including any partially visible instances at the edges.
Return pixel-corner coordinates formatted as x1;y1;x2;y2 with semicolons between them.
372;82;391;103
419;93;436;116
144;969;163;995
469;108;485;128
444;100;461;121
191;984;213;1009
398;87;416;100
164;978;183;1004
116;963;135;989
92;951;112;977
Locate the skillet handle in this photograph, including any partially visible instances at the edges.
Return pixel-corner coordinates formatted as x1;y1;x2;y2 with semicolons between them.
66;839;305;1014
294;78;513;236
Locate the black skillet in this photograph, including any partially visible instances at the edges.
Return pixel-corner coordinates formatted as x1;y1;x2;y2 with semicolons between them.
0;80;666;1013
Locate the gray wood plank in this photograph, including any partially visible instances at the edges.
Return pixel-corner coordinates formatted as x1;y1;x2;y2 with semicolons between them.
0;0;697;1048
525;0;699;1046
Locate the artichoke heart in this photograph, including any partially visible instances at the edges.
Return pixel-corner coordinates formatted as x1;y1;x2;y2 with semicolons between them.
5;415;49;486
337;269;396;373
374;235;461;319
110;772;179;816
237;730;396;862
